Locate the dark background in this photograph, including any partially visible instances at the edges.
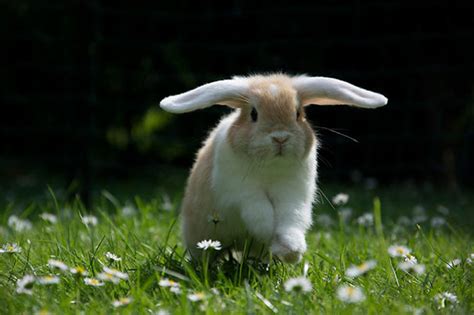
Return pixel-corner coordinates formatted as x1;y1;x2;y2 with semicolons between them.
1;1;473;203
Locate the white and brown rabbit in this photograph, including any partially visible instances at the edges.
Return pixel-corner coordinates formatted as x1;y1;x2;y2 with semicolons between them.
160;74;387;263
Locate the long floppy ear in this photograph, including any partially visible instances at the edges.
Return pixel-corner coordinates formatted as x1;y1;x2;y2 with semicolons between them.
160;79;249;113
292;76;388;108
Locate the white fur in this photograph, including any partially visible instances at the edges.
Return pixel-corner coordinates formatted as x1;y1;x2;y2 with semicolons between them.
209;112;317;262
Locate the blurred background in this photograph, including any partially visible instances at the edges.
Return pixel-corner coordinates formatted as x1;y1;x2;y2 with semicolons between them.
1;1;473;205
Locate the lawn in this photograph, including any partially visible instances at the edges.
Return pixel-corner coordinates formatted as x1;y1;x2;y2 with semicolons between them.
0;173;473;314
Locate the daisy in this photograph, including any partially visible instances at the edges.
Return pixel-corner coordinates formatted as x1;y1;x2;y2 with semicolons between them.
81;215;98;226
70;266;89;276
466;253;474;265
196;239;222;251
187;291;206;302
336;285;366;303
159;278;180;288
84;277;104;286
170;286;182;294
98;267;128;284
121;205;137;217
105;252;122;262
446;258;461;269
316;214;334;228
388;245;411;257
434;292;458;308
40;213;58;224
398;262;426;275
112;297;133;308
356;213;374;226
338;208;353;223
8;215;32;232
37;275;60;285
345;260;377;278
16;274;35;295
430;216;446;228
403;254;418;264
332;193;349;206
48;259;68;272
283;276;312;293
0;243;22;254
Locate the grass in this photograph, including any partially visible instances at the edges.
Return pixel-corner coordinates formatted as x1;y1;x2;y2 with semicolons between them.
0;175;473;314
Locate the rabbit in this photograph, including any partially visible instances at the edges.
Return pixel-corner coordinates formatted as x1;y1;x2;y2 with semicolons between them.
160;74;387;263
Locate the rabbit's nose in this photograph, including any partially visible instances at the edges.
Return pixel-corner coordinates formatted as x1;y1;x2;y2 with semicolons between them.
272;135;289;144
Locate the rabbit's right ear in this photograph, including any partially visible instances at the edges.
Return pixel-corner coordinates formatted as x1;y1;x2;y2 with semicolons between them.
160;79;249;114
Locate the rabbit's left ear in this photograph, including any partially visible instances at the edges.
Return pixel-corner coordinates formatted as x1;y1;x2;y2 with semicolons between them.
292;76;388;108
160;79;249;113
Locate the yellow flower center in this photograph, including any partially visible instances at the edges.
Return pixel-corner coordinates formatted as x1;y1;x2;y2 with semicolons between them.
90;279;99;285
75;266;85;273
7;245;15;251
357;263;367;270
347;287;355;297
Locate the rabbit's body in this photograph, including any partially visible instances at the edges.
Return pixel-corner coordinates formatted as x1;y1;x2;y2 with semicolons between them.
160;73;387;263
182;110;317;261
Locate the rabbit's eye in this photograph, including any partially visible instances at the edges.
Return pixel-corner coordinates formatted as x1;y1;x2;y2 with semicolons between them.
250;108;258;122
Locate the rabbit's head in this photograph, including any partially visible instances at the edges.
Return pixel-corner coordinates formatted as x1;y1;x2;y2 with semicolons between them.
160;74;387;160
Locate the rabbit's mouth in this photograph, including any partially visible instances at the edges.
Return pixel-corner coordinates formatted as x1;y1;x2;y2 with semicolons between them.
274;144;286;157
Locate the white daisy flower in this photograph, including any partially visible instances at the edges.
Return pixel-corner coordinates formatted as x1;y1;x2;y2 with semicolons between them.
0;243;22;254
37;275;60;285
81;215;98;226
397;216;412;226
48;259;68;271
196;239;222;251
316;214;334;228
338;208;353;223
388;245;411;257
187;292;206;302
336;285;366;303
398;262;426;275
16;274;35;295
332;193;349;206
345;260;377;278
356;213;374;226
8;215;32;232
365;177;378;190
283;276;312;293
434;292;458;308
161;194;173;212
121;205;137;217
159;278;180;288
446;258;461;269
170;286;182;294
466;253;474;265
105;252;122;262
412;205;428;224
70;266;89;276
403;254;418;264
98;267;128;284
40;213;58;224
84;277;104;286
437;205;450;216
112;297;132;308
430;216;446;228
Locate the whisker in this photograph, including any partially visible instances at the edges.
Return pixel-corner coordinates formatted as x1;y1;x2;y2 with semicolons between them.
315;125;359;143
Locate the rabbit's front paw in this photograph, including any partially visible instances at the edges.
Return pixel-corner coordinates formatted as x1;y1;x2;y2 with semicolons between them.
270;229;307;264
